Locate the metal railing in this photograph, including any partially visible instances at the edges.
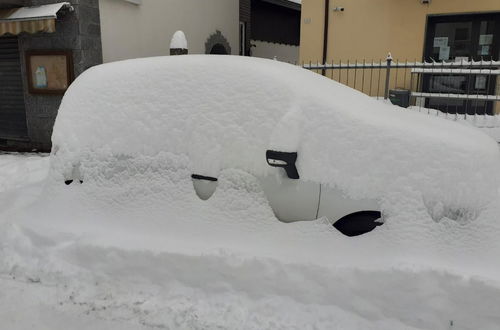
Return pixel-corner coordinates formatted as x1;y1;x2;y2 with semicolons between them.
302;54;500;117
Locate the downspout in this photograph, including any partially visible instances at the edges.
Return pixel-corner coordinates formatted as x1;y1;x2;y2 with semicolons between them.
321;0;330;76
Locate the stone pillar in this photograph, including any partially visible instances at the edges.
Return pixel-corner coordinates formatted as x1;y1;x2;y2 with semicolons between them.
15;0;103;151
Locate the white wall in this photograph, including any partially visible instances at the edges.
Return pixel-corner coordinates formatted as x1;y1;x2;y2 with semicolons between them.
251;40;299;63
99;0;239;62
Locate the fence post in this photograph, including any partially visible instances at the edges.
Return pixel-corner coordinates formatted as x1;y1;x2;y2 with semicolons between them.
384;52;393;99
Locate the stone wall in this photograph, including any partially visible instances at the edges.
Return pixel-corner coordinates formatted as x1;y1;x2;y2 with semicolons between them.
15;0;103;151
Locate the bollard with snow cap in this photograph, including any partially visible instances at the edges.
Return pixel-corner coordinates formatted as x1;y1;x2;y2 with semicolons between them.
170;30;188;55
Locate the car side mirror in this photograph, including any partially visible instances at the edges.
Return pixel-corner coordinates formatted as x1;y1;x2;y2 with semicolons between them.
192;174;218;200
266;150;299;179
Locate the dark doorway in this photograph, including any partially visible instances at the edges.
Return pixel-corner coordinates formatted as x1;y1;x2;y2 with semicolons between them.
210;43;228;55
423;13;500;115
0;36;28;139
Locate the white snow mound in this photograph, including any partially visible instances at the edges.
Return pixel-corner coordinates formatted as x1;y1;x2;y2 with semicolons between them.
51;55;500;217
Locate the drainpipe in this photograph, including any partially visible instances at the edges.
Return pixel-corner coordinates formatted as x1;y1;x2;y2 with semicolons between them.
321;0;330;76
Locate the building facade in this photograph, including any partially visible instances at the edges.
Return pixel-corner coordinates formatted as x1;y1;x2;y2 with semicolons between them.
300;0;500;114
300;0;499;64
99;0;238;62
0;0;102;151
0;0;238;151
250;0;301;63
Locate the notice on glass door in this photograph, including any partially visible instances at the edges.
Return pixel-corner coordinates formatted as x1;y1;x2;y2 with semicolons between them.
475;76;487;90
479;34;493;45
480;45;490;56
439;46;450;60
433;37;448;48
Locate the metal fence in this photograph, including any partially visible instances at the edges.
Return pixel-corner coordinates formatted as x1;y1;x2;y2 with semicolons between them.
302;54;500;118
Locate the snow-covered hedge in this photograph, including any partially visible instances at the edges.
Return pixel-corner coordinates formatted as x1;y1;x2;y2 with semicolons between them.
51;56;500;218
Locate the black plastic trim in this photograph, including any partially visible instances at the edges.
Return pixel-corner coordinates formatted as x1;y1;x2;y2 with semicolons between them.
191;174;218;182
333;211;383;237
266;150;299;179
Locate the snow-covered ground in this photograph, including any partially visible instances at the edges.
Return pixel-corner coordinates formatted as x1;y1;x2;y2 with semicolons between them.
1;153;500;330
2;56;500;329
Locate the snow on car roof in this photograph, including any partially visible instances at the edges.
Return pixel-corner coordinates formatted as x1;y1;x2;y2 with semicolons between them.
52;55;500;213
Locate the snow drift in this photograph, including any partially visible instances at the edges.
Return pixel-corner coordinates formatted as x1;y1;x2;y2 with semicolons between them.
51;55;500;218
3;56;500;329
2;154;500;329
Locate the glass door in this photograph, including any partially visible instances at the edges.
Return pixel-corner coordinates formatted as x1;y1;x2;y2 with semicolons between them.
423;13;500;115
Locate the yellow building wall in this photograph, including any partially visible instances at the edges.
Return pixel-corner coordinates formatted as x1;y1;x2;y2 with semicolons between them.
300;0;500;63
299;0;325;64
300;0;500;111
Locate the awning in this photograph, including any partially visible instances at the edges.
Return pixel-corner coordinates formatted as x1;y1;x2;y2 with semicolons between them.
0;2;72;36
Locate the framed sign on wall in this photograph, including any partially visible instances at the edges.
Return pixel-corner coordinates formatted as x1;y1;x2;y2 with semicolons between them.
25;50;73;94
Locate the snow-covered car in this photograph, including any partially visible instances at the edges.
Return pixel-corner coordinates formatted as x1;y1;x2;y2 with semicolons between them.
50;56;500;236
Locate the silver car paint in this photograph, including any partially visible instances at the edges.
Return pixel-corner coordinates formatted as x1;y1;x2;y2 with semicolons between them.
193;168;380;224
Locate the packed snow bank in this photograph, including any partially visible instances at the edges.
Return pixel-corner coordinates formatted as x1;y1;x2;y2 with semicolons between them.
2;236;500;330
51;55;500;218
0;153;49;194
6;155;500;279
2;156;500;330
0;153;49;214
2;151;500;329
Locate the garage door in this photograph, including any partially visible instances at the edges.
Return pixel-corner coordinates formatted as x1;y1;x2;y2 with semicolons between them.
0;36;28;139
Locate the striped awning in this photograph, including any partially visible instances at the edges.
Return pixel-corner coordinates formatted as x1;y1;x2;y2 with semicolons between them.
0;2;72;36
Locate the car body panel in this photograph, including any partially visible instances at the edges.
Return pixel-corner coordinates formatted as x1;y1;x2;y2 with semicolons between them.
318;184;380;223
258;172;320;222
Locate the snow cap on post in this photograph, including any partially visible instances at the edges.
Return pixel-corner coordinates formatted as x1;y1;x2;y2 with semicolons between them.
170;30;188;55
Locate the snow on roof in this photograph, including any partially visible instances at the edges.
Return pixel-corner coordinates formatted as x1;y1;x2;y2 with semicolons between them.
0;2;71;22
170;30;188;50
51;55;499;215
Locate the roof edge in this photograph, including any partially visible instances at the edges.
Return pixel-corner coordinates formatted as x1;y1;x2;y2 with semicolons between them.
260;0;301;11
